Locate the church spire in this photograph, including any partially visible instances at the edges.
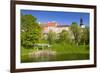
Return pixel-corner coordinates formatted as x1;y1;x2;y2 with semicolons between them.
80;17;85;28
80;17;83;26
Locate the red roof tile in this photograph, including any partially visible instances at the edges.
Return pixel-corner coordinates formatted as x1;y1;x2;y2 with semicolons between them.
47;22;57;27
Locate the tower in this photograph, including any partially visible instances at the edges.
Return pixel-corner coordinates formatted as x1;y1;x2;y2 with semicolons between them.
80;17;83;26
80;17;85;28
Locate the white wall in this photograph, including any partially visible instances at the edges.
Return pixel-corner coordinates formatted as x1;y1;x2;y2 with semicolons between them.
0;0;100;73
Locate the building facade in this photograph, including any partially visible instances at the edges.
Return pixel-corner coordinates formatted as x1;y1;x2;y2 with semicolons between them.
43;22;69;34
42;17;85;34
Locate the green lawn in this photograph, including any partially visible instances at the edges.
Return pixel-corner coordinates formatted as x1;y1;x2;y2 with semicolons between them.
52;43;89;53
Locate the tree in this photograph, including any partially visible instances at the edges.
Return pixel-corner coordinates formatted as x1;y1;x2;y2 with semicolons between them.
21;14;42;48
70;22;81;45
47;30;56;44
80;26;89;45
59;30;70;43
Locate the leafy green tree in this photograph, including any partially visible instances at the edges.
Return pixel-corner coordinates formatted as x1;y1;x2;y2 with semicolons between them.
70;22;81;45
80;26;89;45
47;30;56;44
59;30;70;43
21;14;42;48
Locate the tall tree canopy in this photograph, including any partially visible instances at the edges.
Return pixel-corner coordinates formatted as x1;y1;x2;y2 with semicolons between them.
80;26;89;45
21;14;42;48
59;30;70;43
70;22;81;45
47;30;56;44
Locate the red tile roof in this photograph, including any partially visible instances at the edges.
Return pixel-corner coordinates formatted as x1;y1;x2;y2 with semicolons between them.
47;22;57;27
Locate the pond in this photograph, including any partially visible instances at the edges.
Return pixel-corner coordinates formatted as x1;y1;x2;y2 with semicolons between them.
21;50;89;63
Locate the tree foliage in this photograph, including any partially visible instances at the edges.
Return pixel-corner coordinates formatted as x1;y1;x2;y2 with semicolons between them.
21;14;42;48
59;30;70;43
80;27;89;45
47;30;56;44
70;22;81;45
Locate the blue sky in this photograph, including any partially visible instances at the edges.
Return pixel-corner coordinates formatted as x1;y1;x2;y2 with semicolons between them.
21;10;90;26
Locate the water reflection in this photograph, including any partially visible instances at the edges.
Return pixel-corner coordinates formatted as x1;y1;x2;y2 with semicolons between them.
28;50;56;62
21;50;89;63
